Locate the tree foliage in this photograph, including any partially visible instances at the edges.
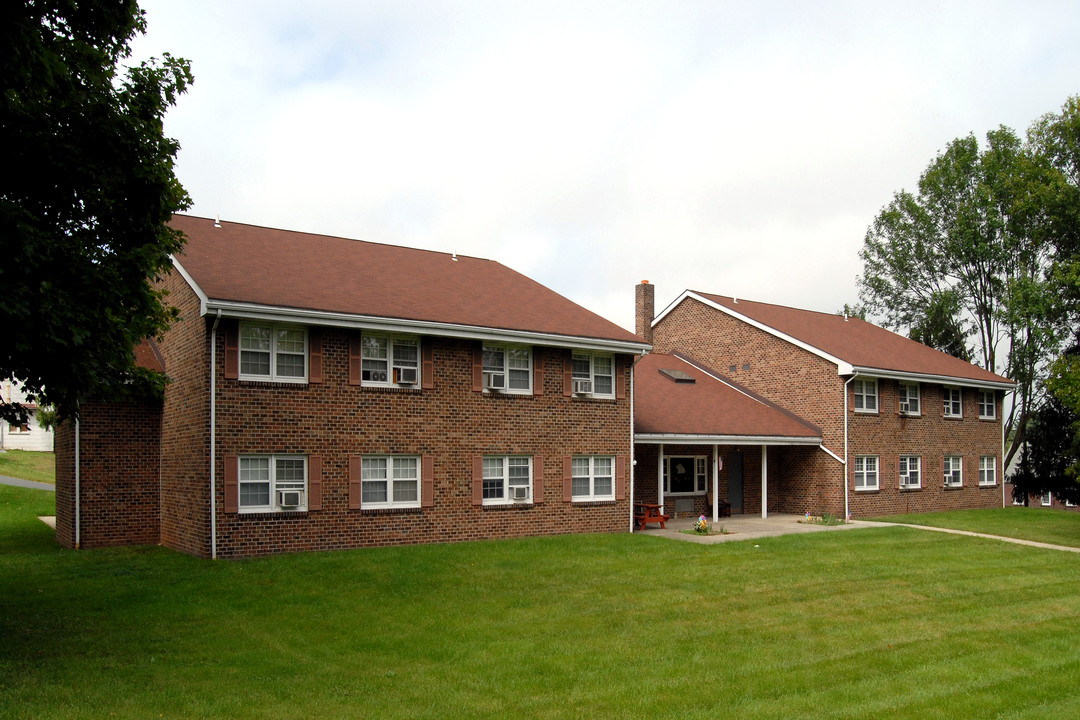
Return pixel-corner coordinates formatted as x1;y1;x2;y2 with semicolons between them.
0;1;192;424
857;97;1080;469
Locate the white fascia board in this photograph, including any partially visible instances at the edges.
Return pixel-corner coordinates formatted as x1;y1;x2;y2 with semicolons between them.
634;433;821;446
663;291;855;375
170;257;209;316
849;366;1015;392
203;299;651;354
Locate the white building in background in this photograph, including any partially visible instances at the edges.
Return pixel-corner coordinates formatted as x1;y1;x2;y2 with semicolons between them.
1;379;54;452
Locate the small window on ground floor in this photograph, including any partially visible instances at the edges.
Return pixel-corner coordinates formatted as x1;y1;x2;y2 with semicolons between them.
361;455;420;509
854;455;879;491
483;456;532;504
239;455;307;512
979;456;996;486
899;455;921;489
663;456;707;495
943;456;963;488
572;456;614;501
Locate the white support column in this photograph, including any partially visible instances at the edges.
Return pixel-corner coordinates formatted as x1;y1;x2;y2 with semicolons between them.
712;444;719;523
761;445;768;519
652;444;660;511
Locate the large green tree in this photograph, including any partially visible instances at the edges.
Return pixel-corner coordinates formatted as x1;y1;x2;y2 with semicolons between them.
857;97;1080;470
1;1;192;425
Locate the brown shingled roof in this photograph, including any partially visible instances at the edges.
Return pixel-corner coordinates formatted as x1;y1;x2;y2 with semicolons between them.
634;352;821;441
690;292;1011;386
169;215;645;347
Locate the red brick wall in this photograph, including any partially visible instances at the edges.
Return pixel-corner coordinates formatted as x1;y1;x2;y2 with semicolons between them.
650;295;1004;518
53;400;161;549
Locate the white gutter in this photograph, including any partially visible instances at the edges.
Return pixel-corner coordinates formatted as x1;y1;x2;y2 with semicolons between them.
843;372;858;522
210;310;221;559
74;413;80;549
634;434;821;446
849;366;1015;392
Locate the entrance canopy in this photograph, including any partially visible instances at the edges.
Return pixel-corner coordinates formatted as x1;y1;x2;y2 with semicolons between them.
633;352;821;521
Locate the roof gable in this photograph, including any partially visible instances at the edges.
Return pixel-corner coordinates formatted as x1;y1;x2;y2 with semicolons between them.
169;215;646;350
677;291;1011;388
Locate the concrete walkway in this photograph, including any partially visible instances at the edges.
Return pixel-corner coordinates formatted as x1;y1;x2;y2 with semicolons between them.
0;474;55;491
634;513;894;544
886;522;1080;554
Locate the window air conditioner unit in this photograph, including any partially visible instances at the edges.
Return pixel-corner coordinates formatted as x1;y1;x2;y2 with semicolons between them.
278;490;303;508
485;372;506;391
573;379;593;395
899;401;910;414
395;367;418;385
510;485;530;501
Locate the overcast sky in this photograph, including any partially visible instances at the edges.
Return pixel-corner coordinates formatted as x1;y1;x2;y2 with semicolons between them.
131;1;1080;333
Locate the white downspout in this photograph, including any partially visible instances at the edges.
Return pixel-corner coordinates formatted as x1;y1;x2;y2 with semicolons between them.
629;355;636;533
210;311;221;559
712;444;719;523
1001;388;1010;508
761;445;768;519
658;443;665;517
74;413;81;549
843;372;859;521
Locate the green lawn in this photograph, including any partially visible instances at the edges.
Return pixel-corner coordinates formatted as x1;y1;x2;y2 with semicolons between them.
0;450;55;484
3;485;1080;719
874;507;1080;548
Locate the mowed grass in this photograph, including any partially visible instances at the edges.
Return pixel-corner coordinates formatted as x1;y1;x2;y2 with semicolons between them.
3;485;1080;719
875;507;1080;548
0;450;55;484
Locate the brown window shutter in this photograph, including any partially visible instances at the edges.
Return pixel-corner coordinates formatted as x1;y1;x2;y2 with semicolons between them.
422;340;435;389
563;352;573;396
533;348;544;396
562;456;572;502
422;454;434;507
308;455;323;510
472;344;483;393
349;336;363;386
349;455;363;509
472;456;484;506
224;322;239;379
616;455;627;500
533;456;544;504
616;355;626;399
308;330;323;384
224;454;238;513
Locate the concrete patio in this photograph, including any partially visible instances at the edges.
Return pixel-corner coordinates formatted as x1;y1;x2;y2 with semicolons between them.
633;512;893;544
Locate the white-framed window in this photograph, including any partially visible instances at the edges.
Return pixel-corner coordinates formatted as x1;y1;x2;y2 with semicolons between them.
361;334;420;387
239;455;307;512
482;345;532;394
239;323;307;382
978;456;996;486
898;382;921;415
1041;492;1052;507
483;456;532;504
853;378;878;413
978;390;996;420
571;353;615;398
943;386;963;418
361;455;421;509
571;456;615;501
663;456;707;495
854;455;879;491
1066;499;1076;508
943;456;963;488
899;455;921;489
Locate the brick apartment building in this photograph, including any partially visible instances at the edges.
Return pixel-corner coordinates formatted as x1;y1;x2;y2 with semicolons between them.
633;283;1014;521
55;216;649;557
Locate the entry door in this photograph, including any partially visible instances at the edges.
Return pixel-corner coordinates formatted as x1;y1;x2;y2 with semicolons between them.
727;453;743;514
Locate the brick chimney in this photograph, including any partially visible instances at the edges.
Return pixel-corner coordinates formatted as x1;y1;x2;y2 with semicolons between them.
635;281;654;344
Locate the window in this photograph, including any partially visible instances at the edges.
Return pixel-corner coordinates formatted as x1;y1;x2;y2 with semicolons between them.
943;386;963;418
854;455;879;491
8;422;30;433
978;456;996;486
239;455;307;512
943;456;963;488
1041;492;1052;507
482;345;532;393
571;353;615;397
361;334;419;386
978;390;996;420
483;456;532;503
853;378;878;413
898;382;920;415
664;456;707;495
572;456;614;501
239;323;306;382
899;456;921;489
361;456;420;508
